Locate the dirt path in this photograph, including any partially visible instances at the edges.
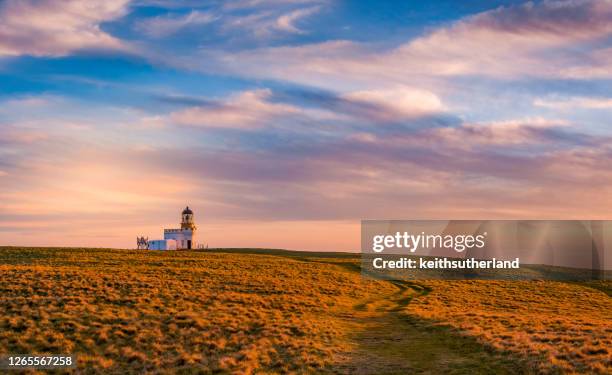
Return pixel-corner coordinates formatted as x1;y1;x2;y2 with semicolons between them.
258;253;531;374
303;260;532;374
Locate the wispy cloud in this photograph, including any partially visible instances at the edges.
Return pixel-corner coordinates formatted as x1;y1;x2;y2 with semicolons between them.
342;87;444;121
169;89;301;129
3;92;612;249
221;0;325;11
133;0;324;42
188;0;612;90
136;10;217;37
219;6;322;38
0;0;130;56
167;86;448;130
534;96;612;110
275;6;321;34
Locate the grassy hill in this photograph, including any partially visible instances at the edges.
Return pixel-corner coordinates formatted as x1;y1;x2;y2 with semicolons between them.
0;247;609;373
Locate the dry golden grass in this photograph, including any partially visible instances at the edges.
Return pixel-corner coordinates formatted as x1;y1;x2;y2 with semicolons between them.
0;247;394;373
408;280;612;374
0;247;609;374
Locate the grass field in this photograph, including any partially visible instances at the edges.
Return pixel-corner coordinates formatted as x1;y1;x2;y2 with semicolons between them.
0;247;610;374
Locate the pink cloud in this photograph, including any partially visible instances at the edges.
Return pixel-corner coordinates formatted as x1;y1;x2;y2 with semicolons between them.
0;0;129;56
167;89;345;129
189;0;612;91
3;113;612;250
342;87;445;121
428;118;571;147
169;89;300;129
136;10;217;37
534;96;612;110
0;127;49;144
275;6;321;34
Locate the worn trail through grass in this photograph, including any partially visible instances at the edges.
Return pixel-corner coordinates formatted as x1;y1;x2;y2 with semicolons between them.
305;258;532;374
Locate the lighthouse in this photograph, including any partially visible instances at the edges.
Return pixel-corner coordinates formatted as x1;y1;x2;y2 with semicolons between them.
148;206;198;250
181;206;196;231
165;206;197;249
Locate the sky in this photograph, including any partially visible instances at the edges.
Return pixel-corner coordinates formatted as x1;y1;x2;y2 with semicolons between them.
1;0;612;251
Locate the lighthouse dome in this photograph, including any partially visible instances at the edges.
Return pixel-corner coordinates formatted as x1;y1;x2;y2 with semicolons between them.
182;206;193;215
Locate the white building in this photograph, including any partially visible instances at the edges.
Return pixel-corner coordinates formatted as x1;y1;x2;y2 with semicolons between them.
149;239;177;250
148;206;198;250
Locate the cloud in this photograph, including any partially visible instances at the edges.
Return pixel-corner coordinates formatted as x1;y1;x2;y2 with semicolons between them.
220;5;321;38
222;0;325;11
0;127;49;144
467;0;612;38
119;116;612;225
165;87;453;131
189;0;612;91
4;2;612;250
560;47;612;79
275;6;321;34
136;10;217;37
3;93;612;249
390;0;612;78
133;0;324;42
427;118;573;147
169;89;301;129
342;87;444;120
0;0;130;57
534;96;612;110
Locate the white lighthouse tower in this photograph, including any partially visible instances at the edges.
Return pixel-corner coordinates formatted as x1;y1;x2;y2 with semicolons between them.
148;206;198;250
164;206;197;249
